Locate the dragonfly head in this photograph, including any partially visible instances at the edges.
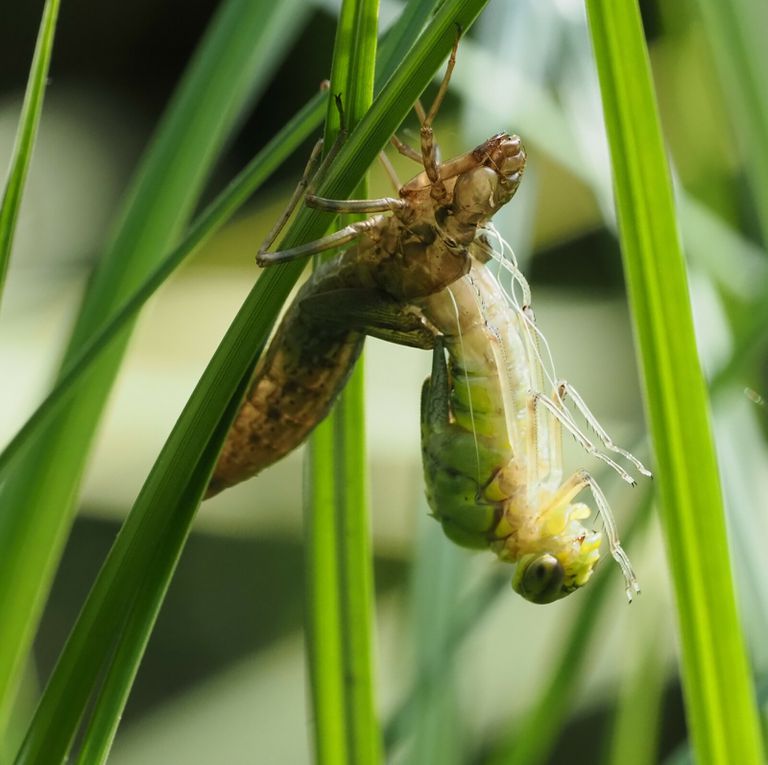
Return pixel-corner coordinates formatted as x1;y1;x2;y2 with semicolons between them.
451;134;527;225
510;506;602;604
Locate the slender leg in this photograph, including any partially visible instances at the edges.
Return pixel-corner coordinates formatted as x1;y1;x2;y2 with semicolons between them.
305;195;406;214
528;386;563;489
534;392;637;486
256;215;384;266
390;134;423;163
378;150;402;191
413;99;428;125
494;247;533;307
556;381;652;477
257;138;325;256
525;396;540;489
257;93;348;259
546;469;639;600
419;30;461;202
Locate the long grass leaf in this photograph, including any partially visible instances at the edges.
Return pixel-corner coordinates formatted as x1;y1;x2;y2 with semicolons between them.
14;0;490;758
0;91;326;478
605;627;666;765
333;364;378;763
0;0;452;481
14;267;284;764
690;0;768;245
305;416;349;765
0;0;307;728
307;0;381;761
0;0;60;306
584;2;765;763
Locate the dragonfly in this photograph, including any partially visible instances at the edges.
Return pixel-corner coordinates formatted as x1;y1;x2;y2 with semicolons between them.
416;238;651;602
207;37;650;603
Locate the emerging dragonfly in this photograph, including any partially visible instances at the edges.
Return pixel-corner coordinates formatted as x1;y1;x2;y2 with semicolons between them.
417;243;650;603
208;38;650;603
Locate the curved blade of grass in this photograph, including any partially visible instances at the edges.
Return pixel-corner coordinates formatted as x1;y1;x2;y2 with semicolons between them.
384;569;507;753
304;417;349;765
606;625;666;765
305;0;380;762
0;90;326;478
485;493;652;765
14;261;288;765
0;0;488;598
585;2;765;763
15;0;490;758
691;0;768;245
0;0;60;307
399;520;467;765
375;0;440;80
0;0;454;482
710;287;768;397
0;0;308;728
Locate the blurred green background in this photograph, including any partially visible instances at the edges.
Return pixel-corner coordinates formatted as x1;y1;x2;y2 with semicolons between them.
1;0;766;762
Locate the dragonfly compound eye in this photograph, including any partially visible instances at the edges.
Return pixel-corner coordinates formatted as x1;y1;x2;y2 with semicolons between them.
452;166;501;221
512;554;566;604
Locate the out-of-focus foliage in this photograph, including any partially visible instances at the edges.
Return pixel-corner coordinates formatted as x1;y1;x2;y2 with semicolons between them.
1;0;766;762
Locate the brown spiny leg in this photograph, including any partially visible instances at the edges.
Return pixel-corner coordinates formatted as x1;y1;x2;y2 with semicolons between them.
419;28;461;204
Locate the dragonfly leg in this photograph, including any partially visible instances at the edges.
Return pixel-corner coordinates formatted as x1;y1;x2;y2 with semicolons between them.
299;287;437;349
528;388;563;489
534;391;637;486
525;395;541;489
390;133;422;163
257;215;384;266
548;469;639;600
258;138;325;257
378;150;402;192
420;28;461;202
555;381;652;477
257;94;348;258
305;195;406;214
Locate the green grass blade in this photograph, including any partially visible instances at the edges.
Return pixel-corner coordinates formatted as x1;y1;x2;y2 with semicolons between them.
585;2;765;763
376;0;441;81
486;495;652;765
14;1;490;758
0;0;60;307
14;264;290;764
606;627;666;765
305;1;380;761
0;91;326;478
691;0;768;244
400;523;467;765
333;365;378;763
304;417;349;765
384;569;506;753
328;2;380;762
0;0;307;729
